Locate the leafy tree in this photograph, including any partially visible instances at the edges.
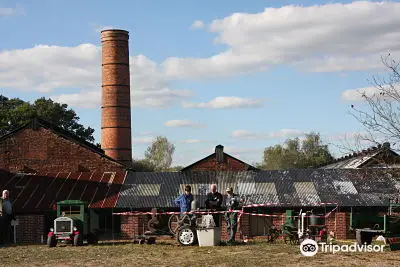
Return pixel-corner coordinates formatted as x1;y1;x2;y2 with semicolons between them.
144;136;175;171
167;165;184;172
132;159;156;172
0;95;95;142
261;132;333;170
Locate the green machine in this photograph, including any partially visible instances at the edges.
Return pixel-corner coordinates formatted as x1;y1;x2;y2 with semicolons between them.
47;200;98;247
350;200;400;250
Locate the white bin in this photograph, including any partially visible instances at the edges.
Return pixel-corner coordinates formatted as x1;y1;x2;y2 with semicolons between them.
196;227;221;247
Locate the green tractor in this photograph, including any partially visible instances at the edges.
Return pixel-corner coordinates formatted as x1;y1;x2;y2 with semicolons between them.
47;200;98;247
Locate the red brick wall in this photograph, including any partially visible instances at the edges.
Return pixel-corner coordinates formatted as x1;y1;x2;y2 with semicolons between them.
120;212;352;242
325;212;352;240
0;127;126;173
220;213;250;241
185;155;250;171
120;215;149;239
15;214;45;244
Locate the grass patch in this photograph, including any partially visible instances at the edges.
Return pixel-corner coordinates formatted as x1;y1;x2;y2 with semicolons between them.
1;240;400;267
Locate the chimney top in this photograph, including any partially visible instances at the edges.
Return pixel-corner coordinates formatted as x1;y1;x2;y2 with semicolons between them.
215;145;224;163
383;142;391;149
101;29;129;42
100;29;129;34
215;144;224;151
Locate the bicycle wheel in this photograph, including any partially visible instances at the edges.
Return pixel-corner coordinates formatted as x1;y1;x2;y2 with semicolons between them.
284;235;291;244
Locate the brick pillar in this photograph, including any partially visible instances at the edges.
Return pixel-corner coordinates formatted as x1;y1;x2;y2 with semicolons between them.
220;213;249;241
120;215;136;239
237;214;250;240
120;215;149;239
326;212;352;240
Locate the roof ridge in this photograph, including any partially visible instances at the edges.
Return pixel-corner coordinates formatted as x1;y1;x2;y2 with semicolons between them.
0;116;127;168
318;143;391;168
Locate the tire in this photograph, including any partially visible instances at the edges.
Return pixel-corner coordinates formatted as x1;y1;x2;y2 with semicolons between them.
177;226;197;246
87;232;98;245
73;234;83;246
356;230;373;245
47;235;57;247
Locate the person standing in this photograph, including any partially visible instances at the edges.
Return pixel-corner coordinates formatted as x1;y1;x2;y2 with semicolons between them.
0;190;13;245
174;185;194;215
205;184;223;227
225;187;240;244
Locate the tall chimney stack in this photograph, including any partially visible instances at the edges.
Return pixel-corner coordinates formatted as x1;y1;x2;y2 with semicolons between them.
101;29;132;166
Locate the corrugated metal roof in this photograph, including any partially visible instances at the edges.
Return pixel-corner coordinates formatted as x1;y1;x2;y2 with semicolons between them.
2;169;400;212
0;171;126;213
116;169;400;209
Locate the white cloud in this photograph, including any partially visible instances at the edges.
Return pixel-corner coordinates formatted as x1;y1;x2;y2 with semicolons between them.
341;84;399;102
0;7;15;16
164;120;205;128
0;5;24;16
163;1;400;79
132;136;154;144
51;91;100;109
190;20;205;29
0;44;193;108
232;129;304;140
182;96;264;109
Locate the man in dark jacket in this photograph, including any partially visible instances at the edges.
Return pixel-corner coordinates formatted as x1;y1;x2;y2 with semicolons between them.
205;184;223;209
0;190;13;245
205;184;223;226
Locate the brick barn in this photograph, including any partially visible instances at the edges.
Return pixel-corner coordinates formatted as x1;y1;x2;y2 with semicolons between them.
116;169;400;241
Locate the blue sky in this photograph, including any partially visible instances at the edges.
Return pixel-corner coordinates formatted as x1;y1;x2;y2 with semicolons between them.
1;0;399;166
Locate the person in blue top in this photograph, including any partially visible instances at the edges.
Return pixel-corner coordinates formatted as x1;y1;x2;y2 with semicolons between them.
174;185;193;215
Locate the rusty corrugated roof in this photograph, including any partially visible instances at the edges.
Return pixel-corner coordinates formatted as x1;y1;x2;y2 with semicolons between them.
0;171;127;213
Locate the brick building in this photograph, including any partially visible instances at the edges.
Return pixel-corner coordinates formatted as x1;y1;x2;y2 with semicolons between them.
181;145;259;172
0;117;127;173
116;169;400;241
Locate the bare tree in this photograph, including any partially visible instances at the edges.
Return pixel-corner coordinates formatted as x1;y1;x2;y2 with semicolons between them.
349;54;400;152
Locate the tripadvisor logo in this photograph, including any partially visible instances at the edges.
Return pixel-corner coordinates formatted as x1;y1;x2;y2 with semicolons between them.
300;239;318;257
300;239;385;256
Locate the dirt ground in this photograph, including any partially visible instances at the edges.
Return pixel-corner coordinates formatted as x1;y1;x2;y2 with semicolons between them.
1;240;399;267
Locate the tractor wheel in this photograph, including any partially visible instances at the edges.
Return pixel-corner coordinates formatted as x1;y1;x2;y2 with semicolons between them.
47;235;57;247
73;234;83;246
169;215;191;235
177;226;197;246
87;232;98;245
356;231;373;245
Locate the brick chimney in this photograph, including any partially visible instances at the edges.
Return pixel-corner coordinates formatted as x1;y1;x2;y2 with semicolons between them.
215;145;224;163
101;29;132;167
